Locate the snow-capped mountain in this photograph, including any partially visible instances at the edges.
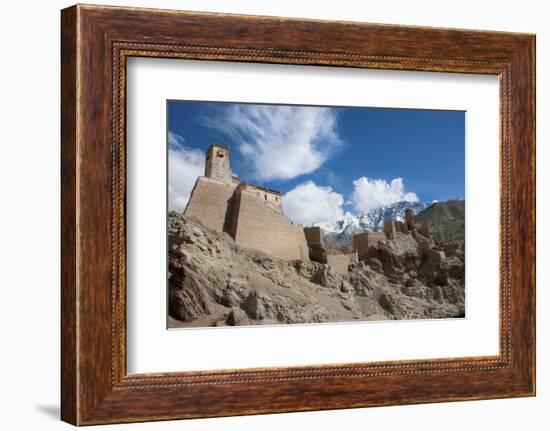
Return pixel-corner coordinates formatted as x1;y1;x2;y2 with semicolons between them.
312;200;431;248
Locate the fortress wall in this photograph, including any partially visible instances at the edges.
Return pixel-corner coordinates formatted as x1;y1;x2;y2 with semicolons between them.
239;183;283;214
304;226;323;244
353;232;386;261
384;220;396;239
327;252;358;274
308;243;328;263
367;232;386;245
233;188;309;261
404;208;416;231
353;234;369;261
183;176;237;233
303;226;327;263
225;186;241;238
395;220;408;234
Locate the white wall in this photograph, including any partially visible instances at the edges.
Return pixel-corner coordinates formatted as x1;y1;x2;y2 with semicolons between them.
0;0;546;429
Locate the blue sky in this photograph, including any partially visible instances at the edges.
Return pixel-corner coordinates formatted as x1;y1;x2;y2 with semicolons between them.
167;100;464;224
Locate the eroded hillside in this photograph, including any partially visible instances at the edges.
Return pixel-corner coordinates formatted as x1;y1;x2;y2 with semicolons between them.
168;212;465;328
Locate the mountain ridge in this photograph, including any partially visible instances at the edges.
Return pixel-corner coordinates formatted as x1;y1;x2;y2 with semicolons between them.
414;199;465;248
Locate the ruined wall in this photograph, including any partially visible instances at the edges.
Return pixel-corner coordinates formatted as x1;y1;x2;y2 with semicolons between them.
304;226;323;244
368;232;387;244
232;186;309;261
303;226;328;263
404;208;415;231
353;232;386;261
183;176;237;233
353;233;368;261
384;220;396;239
327;252;358;274
395;220;409;234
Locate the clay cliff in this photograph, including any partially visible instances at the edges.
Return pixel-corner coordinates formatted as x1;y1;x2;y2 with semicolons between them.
168;212;465;328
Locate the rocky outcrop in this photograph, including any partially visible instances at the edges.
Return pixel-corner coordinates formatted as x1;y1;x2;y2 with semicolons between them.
415;199;465;249
168;212;465;328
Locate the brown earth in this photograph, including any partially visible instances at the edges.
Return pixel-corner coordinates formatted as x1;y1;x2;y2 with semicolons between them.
168;212;465;328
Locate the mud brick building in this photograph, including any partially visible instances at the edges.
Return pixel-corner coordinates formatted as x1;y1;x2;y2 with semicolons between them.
184;143;309;261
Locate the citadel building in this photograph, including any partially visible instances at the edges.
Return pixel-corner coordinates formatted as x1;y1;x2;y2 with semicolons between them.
184;143;310;261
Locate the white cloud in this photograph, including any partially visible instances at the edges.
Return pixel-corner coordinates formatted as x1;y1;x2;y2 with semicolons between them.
282;181;344;225
168;130;186;149
168;132;204;212
202;104;341;181
351;177;419;212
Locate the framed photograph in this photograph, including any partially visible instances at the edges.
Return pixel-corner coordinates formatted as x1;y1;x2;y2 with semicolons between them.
165;100;467;330
61;4;535;425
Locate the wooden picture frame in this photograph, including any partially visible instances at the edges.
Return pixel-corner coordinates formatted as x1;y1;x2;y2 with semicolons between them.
61;4;535;425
